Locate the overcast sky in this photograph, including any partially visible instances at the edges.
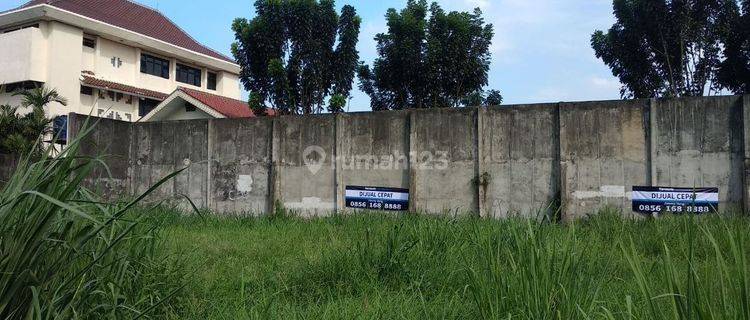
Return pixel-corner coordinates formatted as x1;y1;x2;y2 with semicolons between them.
1;0;622;111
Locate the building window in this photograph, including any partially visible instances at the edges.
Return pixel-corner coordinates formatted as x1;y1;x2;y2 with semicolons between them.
207;72;217;90
5;81;42;93
3;23;39;33
52;115;68;144
185;103;197;112
80;85;93;95
140;53;170;79
176;63;201;87
139;98;160;117
83;36;96;48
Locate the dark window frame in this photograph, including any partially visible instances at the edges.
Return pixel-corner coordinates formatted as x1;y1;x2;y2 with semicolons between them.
5;81;42;93
139;98;160;117
207;72;217;90
140;53;170;79
80;85;93;95
3;23;39;34
52;115;68;144
176;63;201;87
82;36;96;49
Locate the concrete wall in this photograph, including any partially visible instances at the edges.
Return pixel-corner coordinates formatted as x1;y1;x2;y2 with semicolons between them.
479;104;560;219
63;95;750;219
209;118;273;214
68;115;132;196
411;108;478;214
337;111;411;211
131;120;209;206
652;96;745;212
560;100;649;220
273;115;337;215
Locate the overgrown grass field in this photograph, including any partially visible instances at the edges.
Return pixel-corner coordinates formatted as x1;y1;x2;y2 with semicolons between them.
158;211;750;319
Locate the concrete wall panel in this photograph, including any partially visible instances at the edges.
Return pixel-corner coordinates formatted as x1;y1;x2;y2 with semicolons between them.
209;118;272;215
480;104;560;218
68;116;132;197
131;120;208;207
273;115;336;215
337;111;411;210
653;96;744;211
411;108;477;214
560;100;649;219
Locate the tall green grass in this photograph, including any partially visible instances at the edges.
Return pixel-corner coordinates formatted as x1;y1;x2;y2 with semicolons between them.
0;122;186;319
468;222;601;319
622;216;750;320
158;211;750;319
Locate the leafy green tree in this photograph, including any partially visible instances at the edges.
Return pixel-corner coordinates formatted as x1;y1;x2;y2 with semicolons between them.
328;94;347;113
592;0;726;98
460;89;503;107
0;87;66;155
232;0;361;115
461;91;484;107
357;0;494;110
484;89;503;106
717;0;750;94
16;86;67;110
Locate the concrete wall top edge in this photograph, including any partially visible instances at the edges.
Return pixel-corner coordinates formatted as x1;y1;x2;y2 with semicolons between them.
560;99;649;110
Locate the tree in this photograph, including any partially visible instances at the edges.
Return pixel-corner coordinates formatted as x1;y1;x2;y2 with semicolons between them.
232;0;361;115
591;0;726;99
459;89;502;107
16;86;67;110
461;91;484;107
0;86;65;155
484;89;503;106
328;94;347;112
357;1;495;110
717;0;750;94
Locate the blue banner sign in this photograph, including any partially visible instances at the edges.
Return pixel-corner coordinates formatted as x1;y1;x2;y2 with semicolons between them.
632;186;719;214
345;186;409;211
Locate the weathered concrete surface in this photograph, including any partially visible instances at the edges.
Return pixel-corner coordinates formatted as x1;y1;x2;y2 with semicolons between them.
273;114;336;215
336;111;411;211
479;104;560;219
131;120;208;207
653;96;745;211
209;118;272;214
65;95;750;219
69;115;132;197
560;100;649;220
411;108;478;214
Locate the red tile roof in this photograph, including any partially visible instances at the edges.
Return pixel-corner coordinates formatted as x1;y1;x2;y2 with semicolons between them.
17;0;235;64
81;75;169;100
179;87;255;118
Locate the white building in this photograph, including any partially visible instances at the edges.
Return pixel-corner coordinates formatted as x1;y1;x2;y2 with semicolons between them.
0;0;255;129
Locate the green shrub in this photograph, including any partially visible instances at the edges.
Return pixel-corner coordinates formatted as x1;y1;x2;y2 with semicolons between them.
0;121;186;319
0;86;67;156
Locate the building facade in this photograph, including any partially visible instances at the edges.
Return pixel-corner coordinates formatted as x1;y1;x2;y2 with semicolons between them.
0;0;245;124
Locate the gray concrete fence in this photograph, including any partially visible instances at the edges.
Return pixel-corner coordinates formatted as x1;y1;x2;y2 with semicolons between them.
65;95;750;220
